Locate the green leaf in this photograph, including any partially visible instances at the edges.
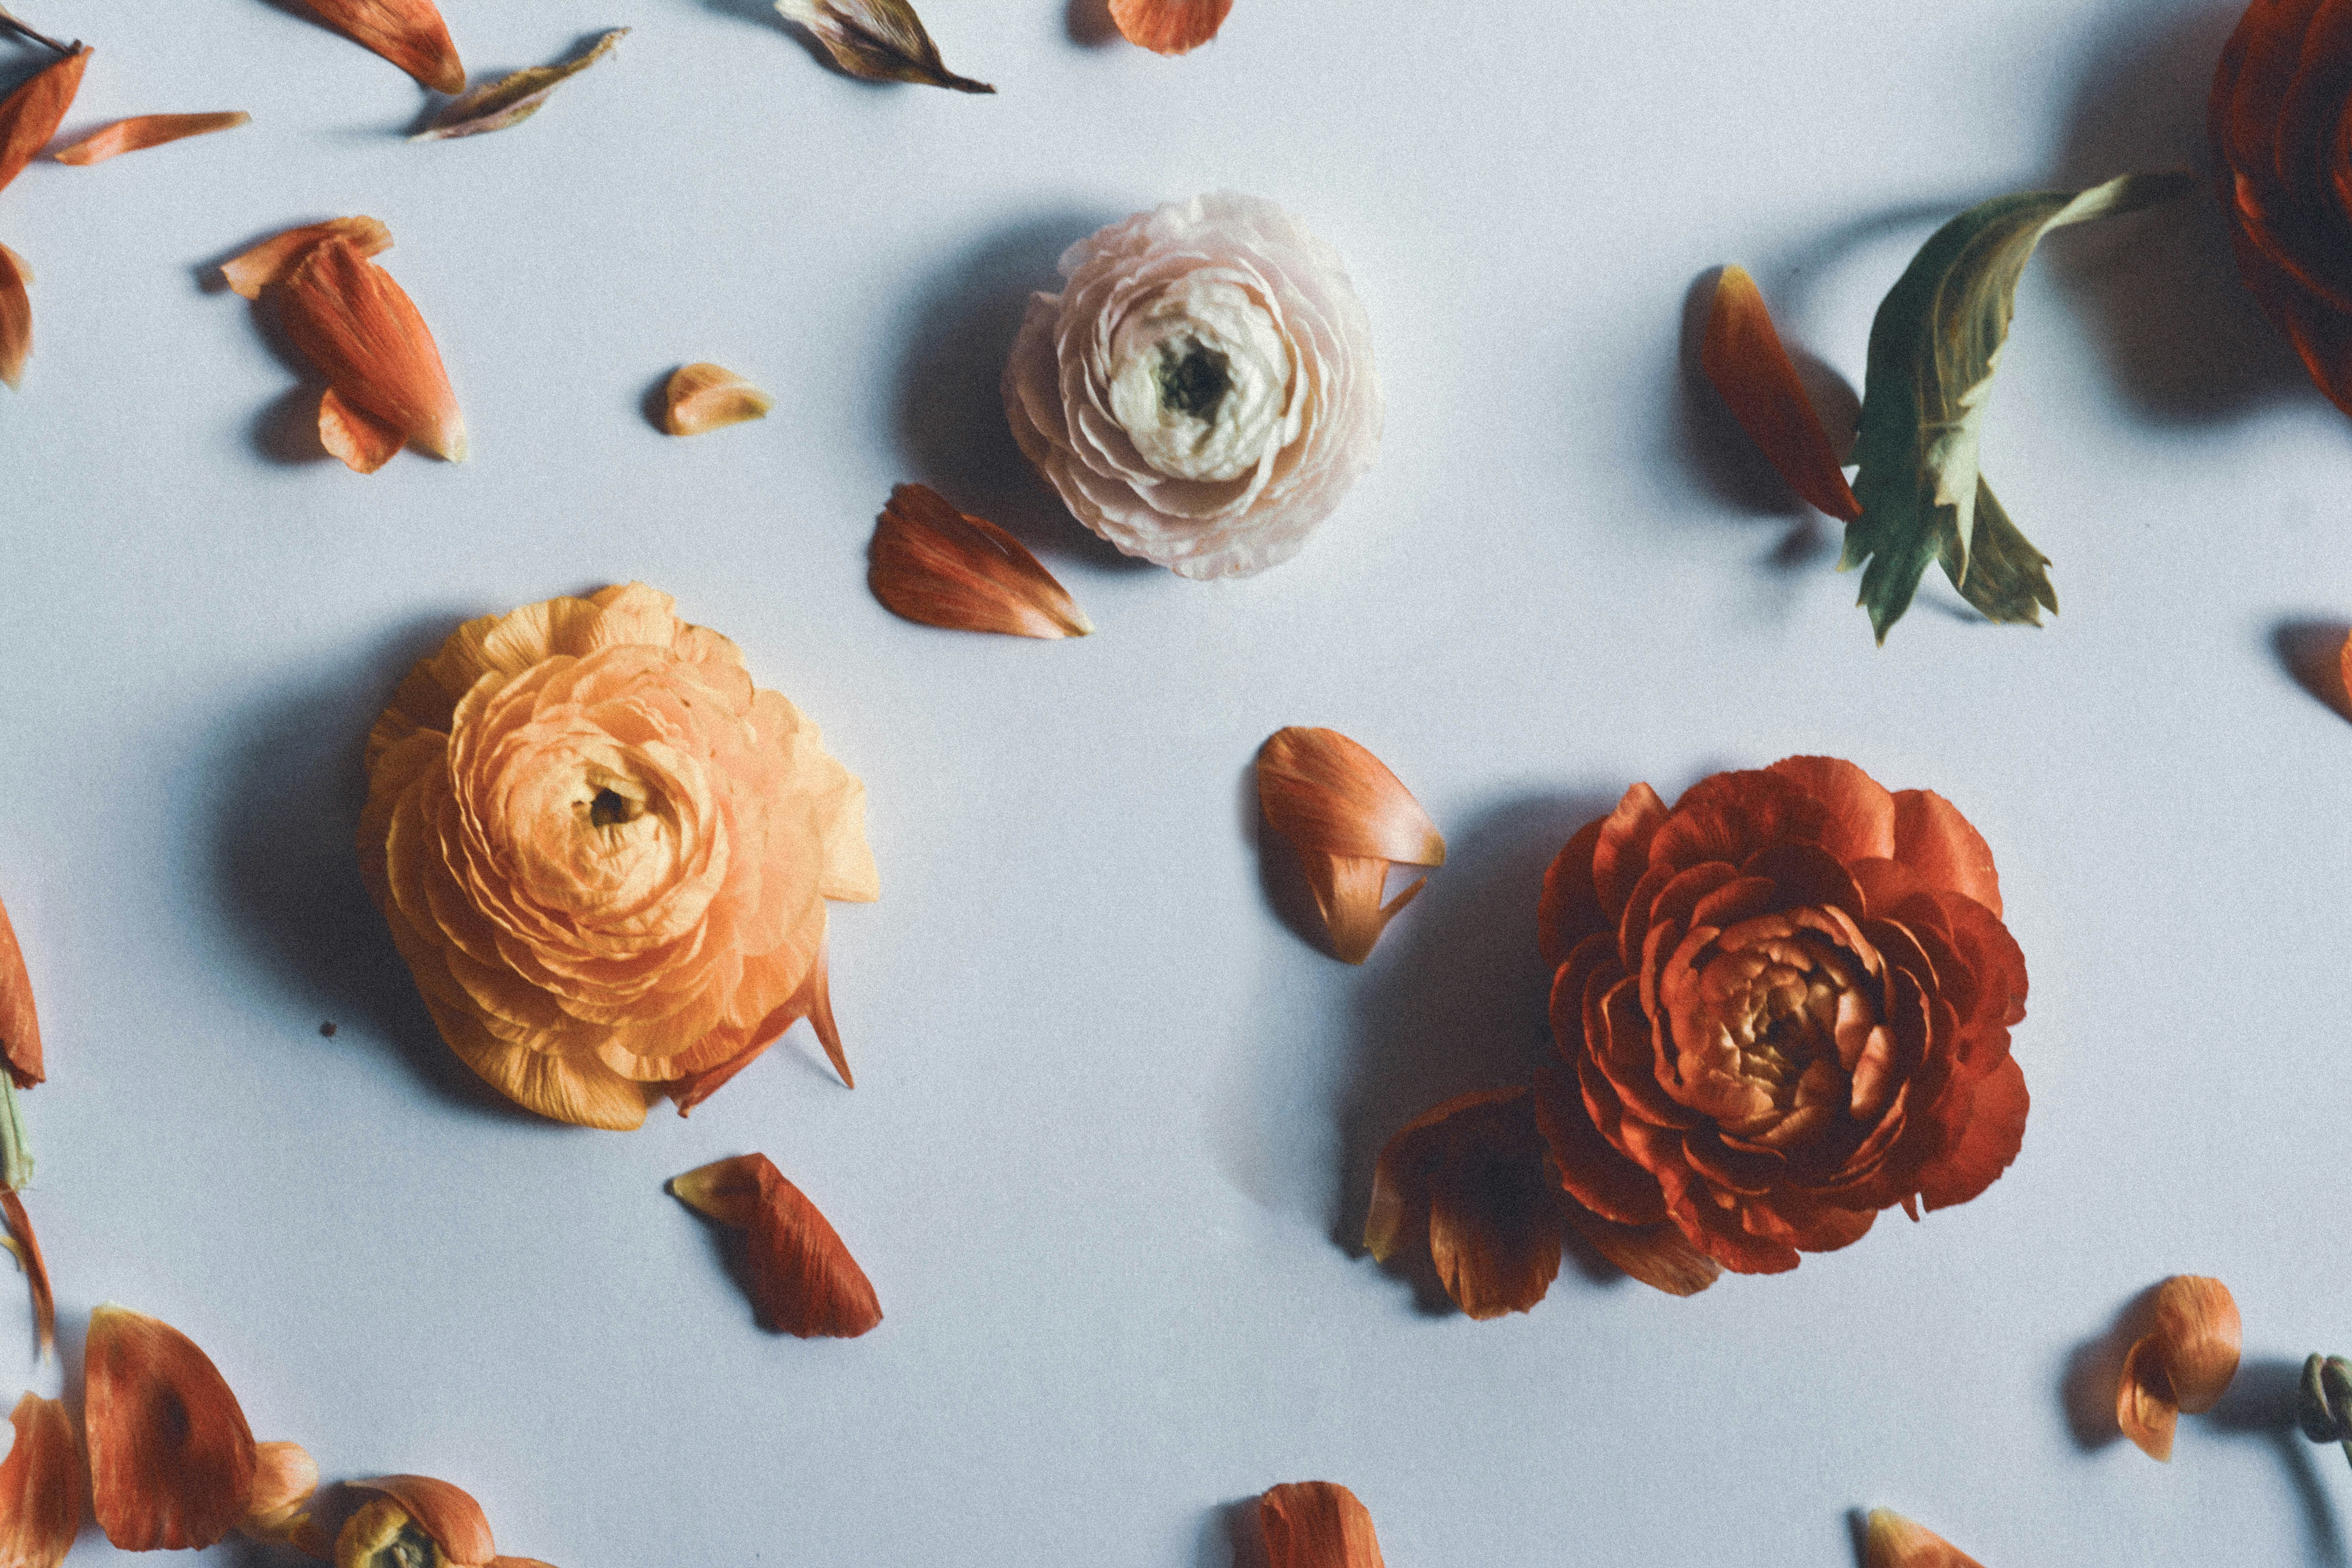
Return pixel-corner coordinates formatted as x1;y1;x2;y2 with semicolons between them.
1841;172;2193;642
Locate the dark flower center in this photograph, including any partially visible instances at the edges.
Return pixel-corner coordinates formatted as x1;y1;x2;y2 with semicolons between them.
1156;339;1231;421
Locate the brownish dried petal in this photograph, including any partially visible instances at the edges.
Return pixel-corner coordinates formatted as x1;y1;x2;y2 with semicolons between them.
1365;1086;1563;1320
0;243;24;393
2117;1275;2241;1460
347;1477;495;1567
670;1154;883;1338
1258;728;1445;964
0;45;87;198
85;1303;258;1551
0;884;38;1086
53;111;250;166
1700;264;1860;523
870;483;1092;638
415;29;625;141
220;217;392;301
295;0;463;94
1109;0;1232;54
774;0;993;92
1259;1482;1384;1568
1864;1508;1985;1568
0;1393;80;1568
661;361;774;437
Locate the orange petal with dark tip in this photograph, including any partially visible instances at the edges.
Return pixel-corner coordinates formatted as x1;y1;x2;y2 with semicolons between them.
0;885;39;1087
2118;1274;2241;1460
1864;1508;1985;1568
85;1303;258;1551
1109;0;1232;54
53;111;250;166
1366;1087;1563;1320
1699;264;1862;523
0;1393;80;1568
670;1154;882;1338
220;217;392;301
0;1193;53;1359
278;236;467;467
1258;728;1444;964
1564;1207;1721;1297
662;362;773;436
348;1477;495;1566
1258;1482;1385;1568
0;243;28;394
295;0;463;94
870;483;1093;638
0;46;89;198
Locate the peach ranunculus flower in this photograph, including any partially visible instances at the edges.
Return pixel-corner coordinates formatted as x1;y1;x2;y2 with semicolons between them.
1002;192;1382;579
358;585;878;1130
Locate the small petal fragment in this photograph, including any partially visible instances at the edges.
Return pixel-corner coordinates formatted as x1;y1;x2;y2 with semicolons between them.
670;1154;883;1338
277;234;468;468
53;111;250;166
0;45;88;198
661;361;773;437
295;0;463;94
2118;1274;2242;1461
0;884;39;1086
1365;1087;1564;1319
85;1302;258;1551
347;1477;495;1567
221;216;392;301
414;30;626;141
1700;264;1861;524
0;243;25;392
1257;727;1445;964
0;1393;80;1568
0;1194;52;1359
1109;0;1232;55
1864;1508;1985;1568
774;0;995;92
869;483;1093;638
1258;1482;1385;1568
241;1441;323;1555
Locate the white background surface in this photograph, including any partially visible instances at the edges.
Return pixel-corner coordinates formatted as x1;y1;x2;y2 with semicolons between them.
2;0;2349;1562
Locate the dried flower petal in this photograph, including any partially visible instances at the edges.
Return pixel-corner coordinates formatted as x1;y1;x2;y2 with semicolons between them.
670;938;848;1110
0;45;87;198
1700;264;1860;524
241;1441;322;1554
0;243;25;393
1109;0;1231;55
1257;727;1444;964
0;886;38;1089
1258;1483;1384;1568
1864;1509;1984;1568
414;30;625;141
276;234;467;470
220;216;392;301
671;1154;883;1339
0;1194;51;1359
2117;1274;2241;1461
773;0;993;92
294;0;463;94
346;1477;495;1567
0;1393;79;1568
52;111;250;166
85;1302;258;1551
870;483;1092;638
1365;1086;1563;1319
661;361;773;437
1562;1205;1721;1297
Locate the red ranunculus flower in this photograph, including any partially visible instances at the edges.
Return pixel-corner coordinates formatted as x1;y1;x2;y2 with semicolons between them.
1534;757;2028;1278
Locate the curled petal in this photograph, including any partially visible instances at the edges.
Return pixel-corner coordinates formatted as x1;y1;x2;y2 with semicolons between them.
0;1193;53;1359
870;483;1093;638
85;1303;258;1551
1563;1207;1720;1297
1109;0;1233;54
670;1154;882;1338
1699;265;1860;522
661;361;773;437
2118;1275;2242;1460
0;46;88;198
220;216;392;301
1258;1482;1385;1568
1258;728;1445;964
53;111;250;166
1864;1508;1985;1568
1365;1086;1563;1320
295;0;464;94
0;886;39;1086
774;0;994;92
415;29;625;141
347;1477;495;1567
0;243;25;392
278;236;468;467
0;1393;79;1568
241;1441;323;1553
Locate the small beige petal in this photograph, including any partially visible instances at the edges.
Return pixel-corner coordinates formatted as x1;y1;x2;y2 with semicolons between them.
414;29;626;141
662;362;773;436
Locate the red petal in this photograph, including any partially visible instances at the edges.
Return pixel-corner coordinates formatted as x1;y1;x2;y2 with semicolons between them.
1563;1207;1721;1296
672;1154;882;1338
0;47;89;198
1864;1508;1987;1568
1258;728;1445;866
870;484;1092;638
0;1394;78;1568
85;1303;258;1550
1891;788;2002;917
1365;1086;1564;1320
277;236;467;465
348;1476;496;1566
1258;1482;1385;1568
1699;264;1862;522
668;938;848;1111
2116;1274;2243;1457
1536;817;1608;970
295;0;465;93
1765;755;1896;861
220;216;392;301
318;386;405;474
1107;0;1233;54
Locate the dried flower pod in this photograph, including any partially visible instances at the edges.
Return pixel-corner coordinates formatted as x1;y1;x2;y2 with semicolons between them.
0;45;88;198
1256;727;1443;963
221;216;392;301
53;111;250;166
1365;1086;1563;1319
343;1477;496;1567
870;484;1092;638
661;362;773;436
294;0;463;94
1258;1483;1384;1568
85;1303;258;1551
0;243;25;393
1700;264;1860;522
241;1441;324;1555
0;886;38;1088
671;1154;883;1339
0;1393;79;1568
415;30;626;141
1109;0;1231;54
774;0;992;91
2117;1274;2241;1461
1864;1509;1984;1568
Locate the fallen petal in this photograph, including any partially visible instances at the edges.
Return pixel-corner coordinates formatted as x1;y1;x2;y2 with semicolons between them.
1864;1508;1985;1568
1258;1482;1385;1568
670;1154;883;1338
774;0;994;92
85;1302;258;1551
414;29;625;141
1564;1206;1721;1297
278;235;468;467
661;361;774;437
1700;264;1860;524
220;216;392;301
869;483;1093;638
53;111;250;166
0;243;24;392
0;883;38;1085
1365;1086;1563;1320
0;1393;79;1568
0;45;88;198
1108;0;1232;54
346;1477;495;1567
241;1441;325;1556
0;1193;52;1359
294;0;463;94
2117;1274;2241;1460
1258;728;1444;964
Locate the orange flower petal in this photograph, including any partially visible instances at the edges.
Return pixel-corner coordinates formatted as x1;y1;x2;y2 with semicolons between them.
1699;264;1862;523
1563;1207;1722;1298
0;886;40;1087
1864;1508;1985;1568
1258;728;1445;964
295;0;464;94
52;111;250;166
220;216;392;301
1365;1086;1564;1320
670;1154;883;1338
347;1477;496;1567
2117;1274;2241;1460
1108;0;1232;54
661;361;773;436
0;46;89;198
869;483;1093;639
0;1193;53;1359
278;236;468;468
1258;1482;1385;1568
85;1303;258;1551
319;385;406;474
0;1393;80;1568
669;935;849;1111
241;1441;325;1555
0;243;28;393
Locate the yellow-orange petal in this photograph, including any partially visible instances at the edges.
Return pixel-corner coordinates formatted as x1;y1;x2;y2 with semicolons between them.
347;1477;495;1567
319;385;405;474
85;1302;258;1551
1365;1086;1563;1320
0;1194;53;1359
1564;1206;1722;1298
1864;1508;1985;1568
1699;264;1862;523
1258;728;1445;964
241;1441;323;1554
670;1154;883;1339
0;885;40;1087
0;46;89;198
1258;1482;1385;1568
221;216;392;301
0;243;27;393
2117;1274;2241;1460
53;111;250;166
296;0;464;94
661;361;773;436
870;483;1092;639
0;1393;80;1568
278;236;467;466
1109;0;1232;54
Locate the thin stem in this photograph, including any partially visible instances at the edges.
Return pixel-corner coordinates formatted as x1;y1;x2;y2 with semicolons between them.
0;9;74;56
0;1077;32;1194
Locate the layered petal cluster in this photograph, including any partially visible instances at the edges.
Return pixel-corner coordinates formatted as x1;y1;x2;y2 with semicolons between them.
1537;757;2029;1279
359;585;880;1129
1003;192;1381;579
2117;1275;2242;1460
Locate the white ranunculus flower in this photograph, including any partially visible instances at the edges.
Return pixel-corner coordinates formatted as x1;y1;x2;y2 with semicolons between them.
1002;192;1383;579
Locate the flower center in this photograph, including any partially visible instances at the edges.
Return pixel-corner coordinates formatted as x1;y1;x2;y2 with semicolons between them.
588;786;641;829
1155;339;1231;421
1104;275;1295;484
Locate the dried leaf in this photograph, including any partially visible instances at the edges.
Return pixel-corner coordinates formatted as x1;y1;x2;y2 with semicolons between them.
0;45;87;198
1257;728;1444;964
85;1303;258;1552
240;1441;323;1555
53;111;250;166
0;243;25;392
1700;264;1860;523
870;483;1092;638
294;0;463;94
0;884;37;1087
774;0;994;92
1365;1086;1564;1320
1258;1483;1385;1568
2118;1274;2242;1461
276;233;468;469
670;1154;883;1339
1109;0;1232;55
347;1477;496;1567
0;1393;80;1568
414;29;626;141
0;1194;51;1360
661;361;773;437
220;216;392;301
1864;1508;1985;1568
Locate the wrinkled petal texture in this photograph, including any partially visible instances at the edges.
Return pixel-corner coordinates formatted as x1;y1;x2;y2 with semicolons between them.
1258;1482;1385;1568
1110;0;1233;54
1003;192;1382;578
2118;1274;2243;1459
1865;1508;1986;1568
359;586;879;1128
85;1304;257;1552
296;0;464;94
0;1394;79;1568
1532;757;2028;1281
673;1154;883;1338
1364;1087;1563;1319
